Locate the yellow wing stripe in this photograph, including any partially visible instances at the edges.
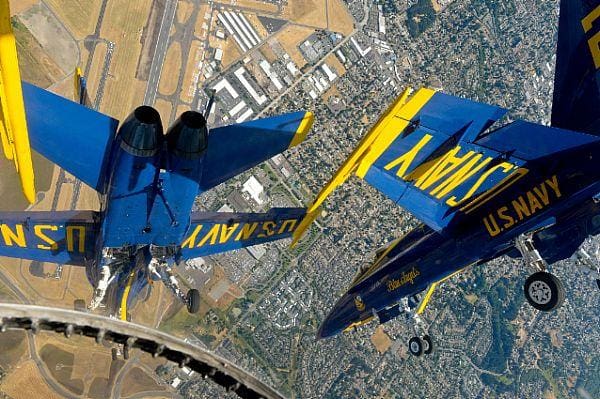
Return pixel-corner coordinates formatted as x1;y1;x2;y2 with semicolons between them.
120;272;135;321
416;282;438;315
291;87;435;247
0;0;36;203
288;111;314;148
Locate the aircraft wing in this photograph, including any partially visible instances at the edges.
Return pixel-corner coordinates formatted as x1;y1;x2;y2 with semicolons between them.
22;82;119;191
180;208;305;259
199;111;313;191
0;211;99;266
292;87;599;245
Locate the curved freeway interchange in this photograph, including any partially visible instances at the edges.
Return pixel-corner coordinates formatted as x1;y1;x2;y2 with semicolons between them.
0;303;284;399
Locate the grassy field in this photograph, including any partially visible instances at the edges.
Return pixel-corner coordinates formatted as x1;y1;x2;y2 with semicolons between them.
327;0;355;35
158;42;182;97
0;331;28;368
176;1;194;25
11;17;64;88
100;0;153;121
282;0;327;29
155;98;174;125
1;360;63;399
8;0;38;15
43;0;102;39
39;343;84;395
121;367;165;398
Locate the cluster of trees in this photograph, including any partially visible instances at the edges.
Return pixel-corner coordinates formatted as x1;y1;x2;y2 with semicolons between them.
406;0;436;38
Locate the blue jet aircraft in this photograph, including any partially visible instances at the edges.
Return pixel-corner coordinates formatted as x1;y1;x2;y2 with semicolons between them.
0;0;313;320
291;0;600;355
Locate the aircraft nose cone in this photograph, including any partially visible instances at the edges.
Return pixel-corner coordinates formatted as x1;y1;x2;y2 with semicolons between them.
316;294;360;339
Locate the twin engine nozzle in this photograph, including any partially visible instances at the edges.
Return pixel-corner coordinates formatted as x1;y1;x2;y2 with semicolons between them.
118;106;208;159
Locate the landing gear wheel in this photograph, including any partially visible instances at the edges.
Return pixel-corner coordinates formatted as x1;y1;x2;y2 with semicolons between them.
408;337;423;356
422;335;433;355
186;289;200;314
524;272;565;312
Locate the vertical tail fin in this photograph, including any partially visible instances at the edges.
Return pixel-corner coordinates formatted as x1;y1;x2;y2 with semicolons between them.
74;67;92;107
0;0;36;203
551;1;600;135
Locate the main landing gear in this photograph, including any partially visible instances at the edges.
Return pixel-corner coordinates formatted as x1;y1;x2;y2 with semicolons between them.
408;335;433;357
149;245;200;314
516;234;566;312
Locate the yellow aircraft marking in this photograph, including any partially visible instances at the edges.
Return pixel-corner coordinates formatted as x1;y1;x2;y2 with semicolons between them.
582;5;600;69
120;272;136;321
74;67;83;102
288;111;314;148
342;316;375;333
416;282;437;315
0;0;36;203
291;87;434;247
460;167;529;214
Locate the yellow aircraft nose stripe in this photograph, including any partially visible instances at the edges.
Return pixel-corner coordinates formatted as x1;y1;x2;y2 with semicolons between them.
0;0;36;203
288;111;314;148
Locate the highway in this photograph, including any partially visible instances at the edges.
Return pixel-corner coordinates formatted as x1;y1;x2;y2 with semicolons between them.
143;0;179;107
0;303;286;399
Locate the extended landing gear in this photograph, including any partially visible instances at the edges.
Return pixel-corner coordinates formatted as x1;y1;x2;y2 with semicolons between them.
149;245;200;314
524;272;565;311
408;335;433;357
516;233;566;312
186;289;200;314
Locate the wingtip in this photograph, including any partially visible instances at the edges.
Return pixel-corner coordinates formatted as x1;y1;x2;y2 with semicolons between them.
289;111;314;148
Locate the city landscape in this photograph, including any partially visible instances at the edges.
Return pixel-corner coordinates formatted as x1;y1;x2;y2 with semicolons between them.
0;0;599;398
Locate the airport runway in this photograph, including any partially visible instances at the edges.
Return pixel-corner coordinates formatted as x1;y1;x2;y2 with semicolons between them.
143;0;179;107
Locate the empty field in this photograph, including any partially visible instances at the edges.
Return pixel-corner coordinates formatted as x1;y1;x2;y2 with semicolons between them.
1;360;63;399
158;42;182;97
155;99;174;125
282;0;327;29
328;0;355;36
100;0;153;120
176;1;194;25
121;367;165;398
180;40;204;104
43;0;102;39
274;25;315;68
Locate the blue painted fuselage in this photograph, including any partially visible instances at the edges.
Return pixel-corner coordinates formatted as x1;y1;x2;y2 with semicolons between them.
318;132;600;338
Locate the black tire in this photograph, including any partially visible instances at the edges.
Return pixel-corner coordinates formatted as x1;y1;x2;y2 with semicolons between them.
187;289;200;314
408;337;423;356
422;335;433;355
524;272;565;311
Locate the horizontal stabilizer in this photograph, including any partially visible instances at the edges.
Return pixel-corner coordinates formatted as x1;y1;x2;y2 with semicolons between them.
199;111;313;191
180;208;306;259
0;211;99;266
22;82;119;191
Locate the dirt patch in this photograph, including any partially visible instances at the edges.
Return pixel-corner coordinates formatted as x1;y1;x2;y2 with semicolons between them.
176;1;194;25
100;0;153;120
221;36;242;68
0;331;28;368
273;25;315;68
327;0;355;35
371;326;392;354
155;99;174;125
43;0;102;39
12;17;64;88
121;367;165;398
325;53;346;75
8;0;39;15
1;360;63;399
39;343;84;395
549;329;563;348
19;3;79;74
136;0;166;81
88;359;125;399
158;41;182;96
464;293;478;305
282;0;327;29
